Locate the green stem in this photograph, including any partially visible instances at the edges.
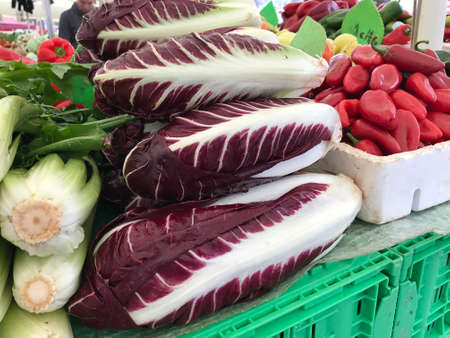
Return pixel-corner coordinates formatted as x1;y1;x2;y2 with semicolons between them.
370;36;388;54
346;132;360;145
41;107;89;118
414;40;430;52
83;114;136;131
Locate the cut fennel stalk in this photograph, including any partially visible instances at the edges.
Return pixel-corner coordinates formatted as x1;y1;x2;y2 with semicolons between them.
13;211;94;313
0;96;40;182
0;301;73;338
0;238;13;322
0;154;100;257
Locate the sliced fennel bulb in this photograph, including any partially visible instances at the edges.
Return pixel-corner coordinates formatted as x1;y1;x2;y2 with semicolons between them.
0;96;40;182
13;212;94;313
0;302;73;338
0;154;100;257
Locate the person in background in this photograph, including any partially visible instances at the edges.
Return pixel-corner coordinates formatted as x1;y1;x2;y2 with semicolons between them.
59;0;95;48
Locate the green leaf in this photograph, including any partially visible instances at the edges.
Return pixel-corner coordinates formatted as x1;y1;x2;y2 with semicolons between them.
26;123;107;158
260;1;279;27
51;63;72;79
0;60;91;104
42;83;66;105
290;16;327;58
71;75;95;107
341;0;384;44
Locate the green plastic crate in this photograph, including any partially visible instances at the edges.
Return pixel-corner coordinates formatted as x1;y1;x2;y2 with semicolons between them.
391;233;450;338
182;249;402;338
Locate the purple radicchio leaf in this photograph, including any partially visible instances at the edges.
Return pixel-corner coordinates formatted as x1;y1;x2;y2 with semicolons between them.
102;120;145;168
68;173;362;329
123;98;341;201
76;0;261;60
93;32;328;121
101;168;170;211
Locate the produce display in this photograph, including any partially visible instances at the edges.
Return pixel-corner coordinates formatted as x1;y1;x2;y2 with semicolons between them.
123;98;340;200
69;173;361;329
93;30;327;120
314;39;450;155
281;0;357;33
77;0;261;60
0;0;448;336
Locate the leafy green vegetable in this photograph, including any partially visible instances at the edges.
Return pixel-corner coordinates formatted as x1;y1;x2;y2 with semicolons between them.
0;60;90;106
15;115;135;167
0;60;134;169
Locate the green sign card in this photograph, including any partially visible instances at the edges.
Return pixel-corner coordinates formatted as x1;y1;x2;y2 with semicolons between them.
290;16;327;58
341;0;384;44
260;1;278;27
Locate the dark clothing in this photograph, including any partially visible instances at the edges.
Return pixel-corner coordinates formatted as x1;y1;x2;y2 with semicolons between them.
11;0;34;14
59;3;83;48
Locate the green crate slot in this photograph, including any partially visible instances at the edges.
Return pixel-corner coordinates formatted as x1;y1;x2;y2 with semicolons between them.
183;250;402;338
391;233;450;338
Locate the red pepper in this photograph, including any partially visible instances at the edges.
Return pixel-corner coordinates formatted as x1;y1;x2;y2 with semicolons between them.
351;119;401;154
360;90;398;130
419;119;443;143
0;46;21;61
309;0;340;21
421;47;447;75
391;109;420;151
382;24;411;45
371;38;445;75
343;65;369;94
50;83;61;92
318;91;347;107
283;14;299;28
53;100;85;111
391;89;427;120
283;2;300;16
428;112;450;139
356;139;383;155
323;41;333;63
296;0;319;17
346;132;383;155
337;99;360;118
54;100;75;110
431;89;450;112
286;16;306;33
38;37;74;63
326;54;352;87
369;64;402;93
314;86;344;101
336;105;350;128
351;45;383;70
428;72;450;90
399;10;412;20
20;56;36;64
423;48;440;60
405;73;437;104
0;46;36;64
335;1;349;9
336;99;360;128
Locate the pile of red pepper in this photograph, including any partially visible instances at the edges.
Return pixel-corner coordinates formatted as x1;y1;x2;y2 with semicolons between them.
280;0;356;33
313;39;450;155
